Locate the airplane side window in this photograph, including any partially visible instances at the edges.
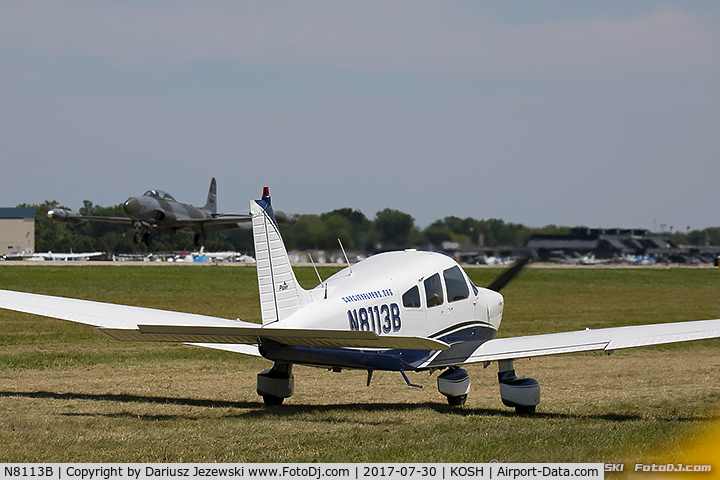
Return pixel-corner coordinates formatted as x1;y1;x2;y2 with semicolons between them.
402;286;421;308
444;265;469;302
424;273;444;308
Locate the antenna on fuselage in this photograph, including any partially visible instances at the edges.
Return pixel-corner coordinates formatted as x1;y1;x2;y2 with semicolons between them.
309;253;323;284
338;238;353;276
308;253;327;300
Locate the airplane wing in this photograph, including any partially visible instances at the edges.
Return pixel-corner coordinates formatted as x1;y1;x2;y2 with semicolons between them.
75;215;135;225
177;215;253;233
180;210;296;228
0;290;448;352
426;318;720;367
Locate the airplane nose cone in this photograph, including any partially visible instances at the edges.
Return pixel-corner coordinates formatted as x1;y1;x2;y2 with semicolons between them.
123;197;141;217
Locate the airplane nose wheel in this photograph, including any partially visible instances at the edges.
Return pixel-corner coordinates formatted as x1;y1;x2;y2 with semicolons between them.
437;367;470;407
133;227;152;246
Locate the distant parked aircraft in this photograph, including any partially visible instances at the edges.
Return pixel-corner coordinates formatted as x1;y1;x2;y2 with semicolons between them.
9;251;104;261
48;178;297;246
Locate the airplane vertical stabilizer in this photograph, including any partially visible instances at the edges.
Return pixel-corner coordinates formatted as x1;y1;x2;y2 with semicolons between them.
203;178;218;214
251;189;309;325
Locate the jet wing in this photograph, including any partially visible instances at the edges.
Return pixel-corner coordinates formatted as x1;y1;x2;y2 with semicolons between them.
76;215;135;225
427;318;720;367
0;290;448;352
175;215;253;234
179;209;296;228
183;215;252;226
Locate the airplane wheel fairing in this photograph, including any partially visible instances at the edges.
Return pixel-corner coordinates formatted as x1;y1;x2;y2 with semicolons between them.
438;367;470;406
497;360;540;413
257;363;294;405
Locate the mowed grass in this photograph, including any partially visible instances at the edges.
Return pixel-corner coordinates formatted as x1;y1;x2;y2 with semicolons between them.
0;264;719;464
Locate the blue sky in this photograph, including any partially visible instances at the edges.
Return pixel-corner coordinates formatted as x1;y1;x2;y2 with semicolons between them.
1;1;719;231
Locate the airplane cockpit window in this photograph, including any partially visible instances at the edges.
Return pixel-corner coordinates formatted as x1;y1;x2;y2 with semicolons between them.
402;285;421;308
444;265;469;302
424;273;444;308
143;190;176;201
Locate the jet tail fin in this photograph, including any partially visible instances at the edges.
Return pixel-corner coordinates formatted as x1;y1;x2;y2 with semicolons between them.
203;178;218;214
251;187;309;325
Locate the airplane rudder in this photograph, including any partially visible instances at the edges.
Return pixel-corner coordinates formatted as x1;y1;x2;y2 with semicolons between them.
204;178;218;214
250;188;308;324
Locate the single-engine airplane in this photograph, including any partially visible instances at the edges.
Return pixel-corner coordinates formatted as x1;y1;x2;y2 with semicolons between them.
48;178;297;246
1;188;719;413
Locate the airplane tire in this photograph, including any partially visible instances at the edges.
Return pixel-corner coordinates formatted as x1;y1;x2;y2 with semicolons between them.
446;394;467;407
515;405;536;415
143;233;152;247
263;395;284;407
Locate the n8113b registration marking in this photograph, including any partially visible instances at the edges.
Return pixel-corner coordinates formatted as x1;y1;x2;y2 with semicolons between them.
348;303;401;334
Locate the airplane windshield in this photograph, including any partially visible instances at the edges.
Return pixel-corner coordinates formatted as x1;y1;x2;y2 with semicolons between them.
143;190;176;201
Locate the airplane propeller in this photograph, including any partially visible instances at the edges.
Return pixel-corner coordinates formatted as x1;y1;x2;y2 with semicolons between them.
486;249;537;292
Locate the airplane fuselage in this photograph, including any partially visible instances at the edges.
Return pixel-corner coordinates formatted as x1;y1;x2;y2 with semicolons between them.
259;250;504;372
123;193;210;235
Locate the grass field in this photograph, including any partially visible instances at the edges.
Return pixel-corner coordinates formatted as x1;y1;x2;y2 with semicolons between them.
0;264;719;465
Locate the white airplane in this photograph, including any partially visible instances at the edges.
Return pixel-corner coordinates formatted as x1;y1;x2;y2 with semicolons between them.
18;251;104;261
1;188;719;413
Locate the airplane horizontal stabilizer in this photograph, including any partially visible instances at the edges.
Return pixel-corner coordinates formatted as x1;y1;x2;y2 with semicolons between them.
454;318;720;364
98;324;450;351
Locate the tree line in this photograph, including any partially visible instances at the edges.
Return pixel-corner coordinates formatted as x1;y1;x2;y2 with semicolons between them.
18;200;720;256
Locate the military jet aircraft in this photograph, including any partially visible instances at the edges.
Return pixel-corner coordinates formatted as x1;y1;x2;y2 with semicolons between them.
48;178;297;246
1;188;719;413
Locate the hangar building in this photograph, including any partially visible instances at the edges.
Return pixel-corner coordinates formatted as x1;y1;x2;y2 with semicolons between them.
0;207;36;256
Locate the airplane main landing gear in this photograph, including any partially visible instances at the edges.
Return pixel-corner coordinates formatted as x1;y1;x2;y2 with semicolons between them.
194;228;207;247
437;367;470;406
133;226;152;246
497;360;540;414
257;363;294;406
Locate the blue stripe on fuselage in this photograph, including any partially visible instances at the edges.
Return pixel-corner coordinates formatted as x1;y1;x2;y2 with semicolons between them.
258;324;497;371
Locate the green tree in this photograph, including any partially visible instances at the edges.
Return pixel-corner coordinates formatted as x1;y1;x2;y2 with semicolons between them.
374;208;417;248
